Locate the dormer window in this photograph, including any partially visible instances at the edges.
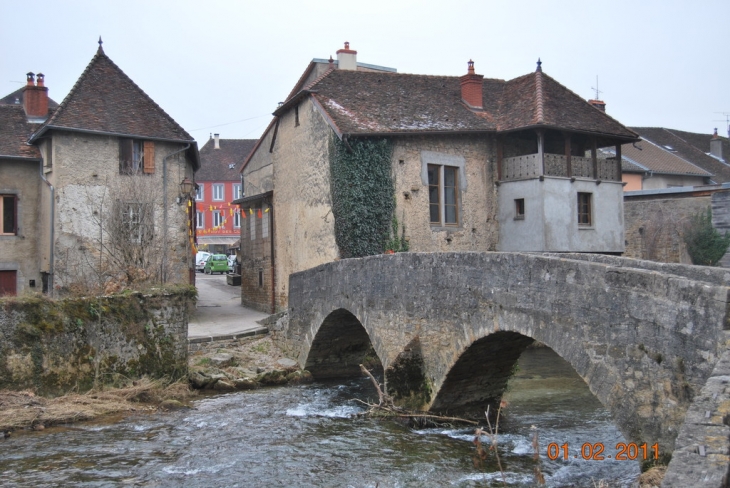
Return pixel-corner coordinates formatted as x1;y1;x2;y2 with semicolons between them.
120;139;155;174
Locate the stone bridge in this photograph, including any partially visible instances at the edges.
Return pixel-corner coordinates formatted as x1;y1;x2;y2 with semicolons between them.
272;252;730;485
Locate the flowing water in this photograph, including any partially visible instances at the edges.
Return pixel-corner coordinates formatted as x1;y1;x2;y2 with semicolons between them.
0;348;641;487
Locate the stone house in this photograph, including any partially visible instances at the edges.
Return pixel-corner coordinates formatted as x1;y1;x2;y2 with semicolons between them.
0;42;200;296
196;134;256;254
237;44;638;312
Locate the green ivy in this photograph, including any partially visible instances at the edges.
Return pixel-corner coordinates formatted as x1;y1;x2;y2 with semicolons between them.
684;207;730;266
330;137;395;258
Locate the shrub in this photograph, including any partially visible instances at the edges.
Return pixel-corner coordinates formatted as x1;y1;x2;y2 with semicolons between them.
683;207;730;266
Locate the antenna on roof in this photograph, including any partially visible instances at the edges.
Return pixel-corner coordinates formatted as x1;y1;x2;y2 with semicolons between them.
714;112;730;138
591;76;602;100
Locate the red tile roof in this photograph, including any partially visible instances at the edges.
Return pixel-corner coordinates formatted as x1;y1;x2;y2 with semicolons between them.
30;47;193;143
197;138;257;181
276;68;637;140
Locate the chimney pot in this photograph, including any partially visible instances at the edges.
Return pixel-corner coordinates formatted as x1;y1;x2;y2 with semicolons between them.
36;73;45;87
214;133;220;150
23;72;49;118
336;41;358;70
460;60;484;109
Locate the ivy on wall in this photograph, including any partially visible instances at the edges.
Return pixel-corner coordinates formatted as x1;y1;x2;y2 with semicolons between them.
329;136;396;258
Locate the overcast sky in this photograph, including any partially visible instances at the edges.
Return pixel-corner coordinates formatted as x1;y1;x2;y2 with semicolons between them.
2;0;728;146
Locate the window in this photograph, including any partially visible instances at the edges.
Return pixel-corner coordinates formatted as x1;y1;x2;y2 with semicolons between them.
1;195;17;235
294;105;300;127
213;210;223;227
514;199;525;220
120;202;153;243
578;192;592;226
196;184;204;201
196;211;204;229
213;184;224;201
262;205;269;238
234;210;241;228
258;268;263;287
233;184;242;200
119;139;155;174
428;164;459;226
250;209;256;240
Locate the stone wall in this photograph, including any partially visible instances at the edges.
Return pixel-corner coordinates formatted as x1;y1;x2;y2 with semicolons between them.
0;287;193;395
280;252;730;459
48;132;195;290
623;194;709;263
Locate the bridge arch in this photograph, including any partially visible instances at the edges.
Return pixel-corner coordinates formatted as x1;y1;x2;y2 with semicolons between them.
279;252;730;459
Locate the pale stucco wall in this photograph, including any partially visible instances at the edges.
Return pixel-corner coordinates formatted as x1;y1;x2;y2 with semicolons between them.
392;135;499;252
0;158;43;294
46;132;194;290
641;173;707;190
498;177;625;252
242;128;273;197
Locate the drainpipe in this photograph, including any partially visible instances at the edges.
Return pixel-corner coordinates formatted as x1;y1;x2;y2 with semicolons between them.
39;158;54;296
162;143;191;283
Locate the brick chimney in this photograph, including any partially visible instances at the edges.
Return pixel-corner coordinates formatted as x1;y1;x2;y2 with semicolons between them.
23;72;49;119
711;128;724;160
336;42;357;71
460;60;484;109
588;99;606;112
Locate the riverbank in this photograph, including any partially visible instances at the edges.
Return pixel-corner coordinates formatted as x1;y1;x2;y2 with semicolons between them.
0;334;304;435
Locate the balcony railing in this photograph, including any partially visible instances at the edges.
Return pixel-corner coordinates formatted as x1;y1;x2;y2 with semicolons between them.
501;153;620;181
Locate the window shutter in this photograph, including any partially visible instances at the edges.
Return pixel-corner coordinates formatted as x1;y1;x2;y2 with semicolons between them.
119;139;133;173
143;141;155;174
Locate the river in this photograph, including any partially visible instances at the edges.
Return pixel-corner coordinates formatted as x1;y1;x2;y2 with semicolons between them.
0;347;641;487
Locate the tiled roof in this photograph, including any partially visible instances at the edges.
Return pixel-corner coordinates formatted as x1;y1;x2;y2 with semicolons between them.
630;127;730;183
499;72;637;138
284;68;636;140
197;138;257;181
0;105;42;159
616;139;712;176
31;47;193;143
0;87;60;108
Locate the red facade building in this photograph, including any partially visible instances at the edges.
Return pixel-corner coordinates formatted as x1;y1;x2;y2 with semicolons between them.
196;135;256;254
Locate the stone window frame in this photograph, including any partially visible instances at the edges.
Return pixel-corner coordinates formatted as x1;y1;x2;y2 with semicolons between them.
421;151;466;228
578;192;593;227
212;183;225;201
0;194;18;236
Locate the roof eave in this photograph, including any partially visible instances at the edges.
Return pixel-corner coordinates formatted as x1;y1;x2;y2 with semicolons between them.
29;125;196;145
232;190;274;206
0;154;42;162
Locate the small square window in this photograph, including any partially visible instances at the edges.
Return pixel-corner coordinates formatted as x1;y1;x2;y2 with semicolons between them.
514;199;525;220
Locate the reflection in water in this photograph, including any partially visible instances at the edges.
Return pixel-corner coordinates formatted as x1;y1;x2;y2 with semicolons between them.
0;347;640;487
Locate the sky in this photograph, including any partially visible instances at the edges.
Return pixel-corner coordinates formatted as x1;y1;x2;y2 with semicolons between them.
2;0;728;146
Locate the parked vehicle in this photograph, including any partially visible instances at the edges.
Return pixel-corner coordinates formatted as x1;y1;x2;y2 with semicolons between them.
227;255;236;273
204;254;229;274
195;252;211;272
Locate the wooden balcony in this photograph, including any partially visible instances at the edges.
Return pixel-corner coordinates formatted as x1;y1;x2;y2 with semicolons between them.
500;153;621;182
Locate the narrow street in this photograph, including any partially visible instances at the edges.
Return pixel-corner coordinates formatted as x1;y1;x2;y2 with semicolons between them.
189;272;268;340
